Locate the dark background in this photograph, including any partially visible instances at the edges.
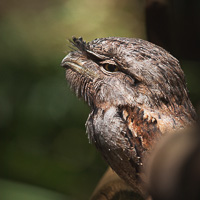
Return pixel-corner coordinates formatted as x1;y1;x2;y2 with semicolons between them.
0;0;199;199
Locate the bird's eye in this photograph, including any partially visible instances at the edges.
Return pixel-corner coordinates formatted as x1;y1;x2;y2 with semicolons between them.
103;64;119;72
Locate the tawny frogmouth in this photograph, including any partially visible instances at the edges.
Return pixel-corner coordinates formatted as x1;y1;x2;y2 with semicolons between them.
61;37;196;196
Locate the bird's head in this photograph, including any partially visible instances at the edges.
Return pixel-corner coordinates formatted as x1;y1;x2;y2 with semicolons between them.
61;37;195;120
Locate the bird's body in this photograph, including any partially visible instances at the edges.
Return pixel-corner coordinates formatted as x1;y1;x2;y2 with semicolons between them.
61;37;196;196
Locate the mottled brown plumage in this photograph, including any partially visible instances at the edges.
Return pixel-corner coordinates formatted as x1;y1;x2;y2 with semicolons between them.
61;37;196;196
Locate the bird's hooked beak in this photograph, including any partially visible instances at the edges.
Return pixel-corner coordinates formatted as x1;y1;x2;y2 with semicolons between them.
61;54;84;73
61;52;98;79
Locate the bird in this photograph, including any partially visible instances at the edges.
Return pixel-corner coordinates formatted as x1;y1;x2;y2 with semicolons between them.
61;37;197;198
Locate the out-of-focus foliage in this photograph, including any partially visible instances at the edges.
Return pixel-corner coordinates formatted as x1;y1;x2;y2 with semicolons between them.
181;61;200;110
0;0;146;200
0;179;67;200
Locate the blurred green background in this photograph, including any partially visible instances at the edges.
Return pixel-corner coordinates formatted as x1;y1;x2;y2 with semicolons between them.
0;0;199;200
